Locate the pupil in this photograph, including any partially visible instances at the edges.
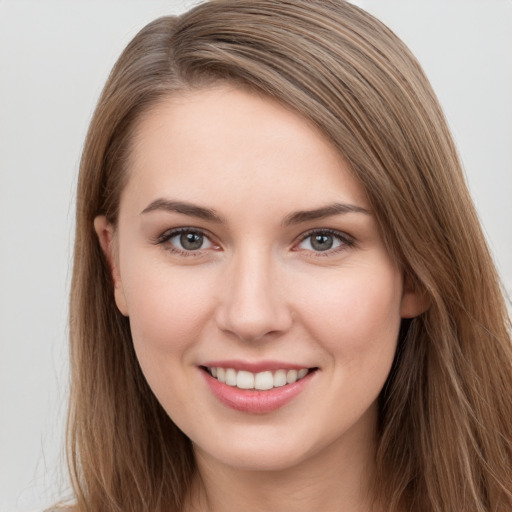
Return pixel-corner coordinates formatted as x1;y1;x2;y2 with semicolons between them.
180;232;203;250
311;234;333;251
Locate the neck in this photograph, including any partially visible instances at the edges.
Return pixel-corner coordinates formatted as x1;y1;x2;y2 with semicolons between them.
185;411;380;512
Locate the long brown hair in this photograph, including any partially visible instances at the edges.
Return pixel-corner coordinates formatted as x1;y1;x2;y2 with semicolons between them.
66;1;512;510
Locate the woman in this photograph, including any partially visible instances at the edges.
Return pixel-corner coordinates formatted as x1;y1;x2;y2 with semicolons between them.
64;0;512;511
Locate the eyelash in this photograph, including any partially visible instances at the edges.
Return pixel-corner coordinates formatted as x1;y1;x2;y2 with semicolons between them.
155;227;217;257
294;228;355;256
154;227;355;257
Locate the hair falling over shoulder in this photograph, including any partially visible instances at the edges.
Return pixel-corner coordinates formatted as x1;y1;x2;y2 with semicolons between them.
61;1;512;511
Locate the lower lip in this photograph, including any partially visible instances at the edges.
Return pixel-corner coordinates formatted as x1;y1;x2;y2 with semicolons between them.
201;369;314;414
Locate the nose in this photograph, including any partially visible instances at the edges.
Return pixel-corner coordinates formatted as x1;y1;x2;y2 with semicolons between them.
215;247;293;342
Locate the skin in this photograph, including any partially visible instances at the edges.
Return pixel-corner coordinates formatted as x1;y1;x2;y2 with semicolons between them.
95;85;425;512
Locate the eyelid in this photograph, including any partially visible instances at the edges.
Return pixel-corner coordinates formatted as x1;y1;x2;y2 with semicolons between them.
293;228;355;254
152;226;355;258
154;227;220;256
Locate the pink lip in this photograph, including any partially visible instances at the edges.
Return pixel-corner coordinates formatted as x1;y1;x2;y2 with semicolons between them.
202;359;310;373
200;367;315;414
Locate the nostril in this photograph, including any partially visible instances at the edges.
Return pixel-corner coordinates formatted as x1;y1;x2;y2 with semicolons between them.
214;269;293;341
215;306;294;343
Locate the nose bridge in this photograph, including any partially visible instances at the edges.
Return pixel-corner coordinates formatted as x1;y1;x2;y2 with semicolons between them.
215;243;291;341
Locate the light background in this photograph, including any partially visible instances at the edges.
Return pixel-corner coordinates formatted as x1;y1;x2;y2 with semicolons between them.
0;1;511;511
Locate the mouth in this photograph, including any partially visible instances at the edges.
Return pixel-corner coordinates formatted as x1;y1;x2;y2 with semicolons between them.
200;363;318;413
201;366;317;391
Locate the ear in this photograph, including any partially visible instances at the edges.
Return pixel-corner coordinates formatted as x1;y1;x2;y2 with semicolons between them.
400;276;431;319
94;215;129;316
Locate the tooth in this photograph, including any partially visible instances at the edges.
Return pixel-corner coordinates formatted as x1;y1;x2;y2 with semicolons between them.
255;371;274;390
225;368;237;386
213;366;310;389
237;370;255;389
286;369;298;384
297;368;308;379
217;367;226;383
273;369;287;387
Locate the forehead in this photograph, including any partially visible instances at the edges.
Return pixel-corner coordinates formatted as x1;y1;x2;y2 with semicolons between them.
122;85;369;216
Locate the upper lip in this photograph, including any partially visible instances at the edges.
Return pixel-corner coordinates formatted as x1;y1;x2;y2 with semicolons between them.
201;360;315;373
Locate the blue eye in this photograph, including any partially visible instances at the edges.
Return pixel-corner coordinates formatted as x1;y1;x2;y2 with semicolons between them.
296;230;352;253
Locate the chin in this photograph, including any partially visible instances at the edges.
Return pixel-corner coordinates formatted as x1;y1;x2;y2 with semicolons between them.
193;426;328;473
207;448;309;473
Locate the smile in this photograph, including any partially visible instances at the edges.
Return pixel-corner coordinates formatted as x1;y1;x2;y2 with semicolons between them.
201;364;317;414
206;367;310;390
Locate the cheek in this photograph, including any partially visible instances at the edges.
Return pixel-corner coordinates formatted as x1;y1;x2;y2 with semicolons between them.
120;261;219;418
294;263;403;362
121;258;217;359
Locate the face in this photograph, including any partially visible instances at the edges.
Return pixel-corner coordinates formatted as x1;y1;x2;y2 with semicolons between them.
96;86;423;473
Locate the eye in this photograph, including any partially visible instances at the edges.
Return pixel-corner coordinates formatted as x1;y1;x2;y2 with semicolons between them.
157;228;217;255
295;229;353;253
171;231;211;251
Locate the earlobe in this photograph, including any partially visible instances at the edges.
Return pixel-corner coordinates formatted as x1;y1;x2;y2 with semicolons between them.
93;215;129;316
400;278;431;319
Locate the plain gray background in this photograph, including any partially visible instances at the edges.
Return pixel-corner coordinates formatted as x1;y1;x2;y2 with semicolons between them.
1;1;511;511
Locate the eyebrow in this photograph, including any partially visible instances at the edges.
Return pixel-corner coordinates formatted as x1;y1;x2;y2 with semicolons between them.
282;203;371;226
140;198;370;225
140;199;225;223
